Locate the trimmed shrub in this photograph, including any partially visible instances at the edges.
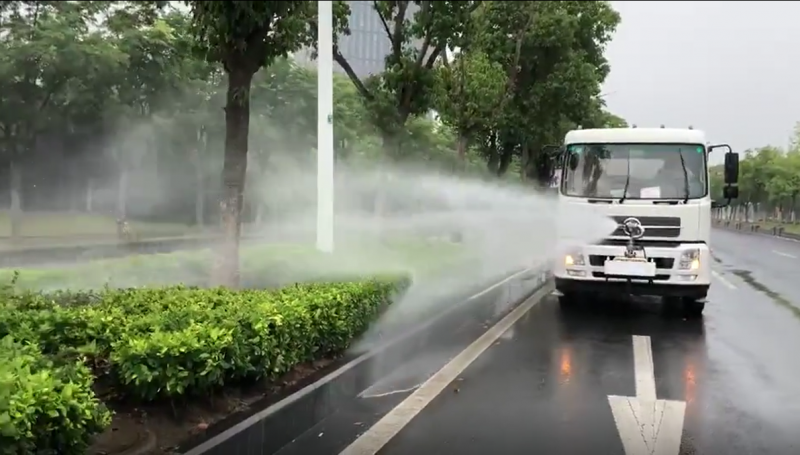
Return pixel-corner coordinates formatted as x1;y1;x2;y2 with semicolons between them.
0;336;112;455
0;275;408;451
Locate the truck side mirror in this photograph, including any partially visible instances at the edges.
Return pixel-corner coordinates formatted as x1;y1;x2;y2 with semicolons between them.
723;151;739;185
708;144;739;185
707;144;739;204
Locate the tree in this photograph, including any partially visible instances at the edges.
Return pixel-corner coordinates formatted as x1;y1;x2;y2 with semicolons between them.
0;1;640;253
185;1;320;286
0;1;125;238
334;1;474;157
105;4;193;220
713;128;800;223
0;0;470;235
432;50;505;165
466;1;620;183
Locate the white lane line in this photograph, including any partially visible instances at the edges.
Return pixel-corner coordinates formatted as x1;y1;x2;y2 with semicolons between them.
467;268;532;300
772;250;797;259
609;336;685;455
632;335;656;401
183;268;537;455
338;283;553;455
712;269;737;290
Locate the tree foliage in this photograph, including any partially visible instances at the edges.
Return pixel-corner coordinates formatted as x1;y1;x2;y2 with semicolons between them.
334;1;474;154
712;122;800;222
0;0;632;285
428;1;622;182
433;50;505;162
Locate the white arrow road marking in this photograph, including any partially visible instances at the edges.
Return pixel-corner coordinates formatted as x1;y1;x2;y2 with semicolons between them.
608;335;686;455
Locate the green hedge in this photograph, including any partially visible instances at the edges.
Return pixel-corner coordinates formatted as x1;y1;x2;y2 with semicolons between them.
0;276;407;454
0;336;111;455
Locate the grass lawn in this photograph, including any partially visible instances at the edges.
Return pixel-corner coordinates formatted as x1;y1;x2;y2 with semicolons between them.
0;210;203;249
0;238;466;291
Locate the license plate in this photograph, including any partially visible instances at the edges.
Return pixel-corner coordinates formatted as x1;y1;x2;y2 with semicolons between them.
604;258;656;277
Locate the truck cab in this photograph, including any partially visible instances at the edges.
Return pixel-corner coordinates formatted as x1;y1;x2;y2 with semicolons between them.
551;127;739;316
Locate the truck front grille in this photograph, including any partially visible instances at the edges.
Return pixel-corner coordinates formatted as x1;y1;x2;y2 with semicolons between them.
609;216;681;239
610;216;681;226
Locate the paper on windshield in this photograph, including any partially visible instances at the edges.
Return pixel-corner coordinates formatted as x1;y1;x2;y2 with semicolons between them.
640;186;661;198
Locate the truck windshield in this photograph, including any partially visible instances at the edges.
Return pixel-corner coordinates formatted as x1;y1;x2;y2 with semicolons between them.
560;143;707;199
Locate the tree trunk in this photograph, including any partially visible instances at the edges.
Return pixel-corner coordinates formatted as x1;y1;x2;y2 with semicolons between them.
212;68;254;288
195;127;208;227
195;171;205;227
255;203;263;226
85;178;94;212
519;143;531;181
456;133;468;162
116;168;128;220
497;149;512;177
9;160;22;240
486;152;499;175
484;132;508;177
373;133;397;220
453;133;468;175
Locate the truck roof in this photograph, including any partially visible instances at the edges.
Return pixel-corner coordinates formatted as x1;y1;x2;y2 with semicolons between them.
564;128;707;145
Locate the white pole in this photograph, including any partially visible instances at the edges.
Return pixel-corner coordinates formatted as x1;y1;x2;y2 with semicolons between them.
316;0;335;253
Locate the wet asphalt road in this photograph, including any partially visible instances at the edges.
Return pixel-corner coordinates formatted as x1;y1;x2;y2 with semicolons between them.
228;228;800;455
711;228;800;307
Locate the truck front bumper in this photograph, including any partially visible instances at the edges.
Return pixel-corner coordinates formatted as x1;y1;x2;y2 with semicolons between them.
555;277;709;299
553;242;711;300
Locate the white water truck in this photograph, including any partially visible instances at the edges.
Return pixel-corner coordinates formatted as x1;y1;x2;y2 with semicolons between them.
550;126;740;316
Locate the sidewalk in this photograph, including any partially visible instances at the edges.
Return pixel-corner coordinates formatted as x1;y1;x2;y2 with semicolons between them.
712;219;800;240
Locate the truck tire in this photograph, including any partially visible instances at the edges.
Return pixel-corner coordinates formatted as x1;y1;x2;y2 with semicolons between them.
682;298;705;318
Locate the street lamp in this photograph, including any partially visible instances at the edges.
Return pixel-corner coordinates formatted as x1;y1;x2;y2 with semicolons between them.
316;0;334;252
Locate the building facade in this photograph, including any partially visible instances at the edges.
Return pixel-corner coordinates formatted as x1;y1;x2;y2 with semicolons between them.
293;1;421;78
337;1;394;77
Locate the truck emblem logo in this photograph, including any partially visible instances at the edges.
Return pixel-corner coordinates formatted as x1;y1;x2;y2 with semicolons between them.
622;217;645;240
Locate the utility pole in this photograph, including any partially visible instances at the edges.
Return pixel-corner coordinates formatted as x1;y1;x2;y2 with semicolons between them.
316;0;335;252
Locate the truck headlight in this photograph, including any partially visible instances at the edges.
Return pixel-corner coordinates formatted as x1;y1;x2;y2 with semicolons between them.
565;252;585;266
679;249;700;270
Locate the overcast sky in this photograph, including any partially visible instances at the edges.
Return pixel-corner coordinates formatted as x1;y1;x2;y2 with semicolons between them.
603;1;800;163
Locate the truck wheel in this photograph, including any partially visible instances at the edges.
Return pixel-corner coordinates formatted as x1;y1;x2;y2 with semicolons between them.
682;298;705;318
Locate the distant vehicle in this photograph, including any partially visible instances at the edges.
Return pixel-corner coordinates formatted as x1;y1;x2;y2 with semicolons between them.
550;126;739;316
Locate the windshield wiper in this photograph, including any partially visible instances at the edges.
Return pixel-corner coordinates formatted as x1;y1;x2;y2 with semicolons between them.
619;149;631;203
678;148;690;203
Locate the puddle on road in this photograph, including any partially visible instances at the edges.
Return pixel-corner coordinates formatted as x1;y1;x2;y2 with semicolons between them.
731;269;800;319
